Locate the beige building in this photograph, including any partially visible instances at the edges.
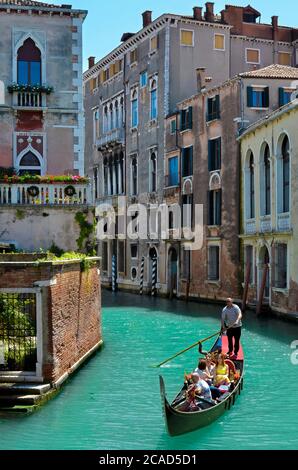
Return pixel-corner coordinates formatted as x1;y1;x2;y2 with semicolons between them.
239;100;298;316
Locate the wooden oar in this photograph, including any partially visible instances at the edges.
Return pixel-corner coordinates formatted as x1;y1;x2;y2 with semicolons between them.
151;330;221;368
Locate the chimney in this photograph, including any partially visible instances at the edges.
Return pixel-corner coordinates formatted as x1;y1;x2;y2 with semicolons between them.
196;67;206;92
142;10;152;28
272;16;278;41
193;6;203;21
88;56;95;69
205;2;214;22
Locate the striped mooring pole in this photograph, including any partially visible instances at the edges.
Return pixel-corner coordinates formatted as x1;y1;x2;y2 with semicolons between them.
151;257;157;297
112;254;117;292
139;257;145;295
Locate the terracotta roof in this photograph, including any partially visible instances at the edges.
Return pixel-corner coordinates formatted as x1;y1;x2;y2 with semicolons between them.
239;64;298;79
0;0;70;8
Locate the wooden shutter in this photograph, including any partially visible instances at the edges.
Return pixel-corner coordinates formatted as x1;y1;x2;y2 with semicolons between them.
215;34;224;50
217;137;222;170
208;140;212;171
189;146;193;175
181;30;193;46
216;189;222;226
279;87;285;107
150;36;158;51
263;87;269;108
208;190;213;226
247;86;253;107
216;95;221;119
188;106;193;129
278;52;291;66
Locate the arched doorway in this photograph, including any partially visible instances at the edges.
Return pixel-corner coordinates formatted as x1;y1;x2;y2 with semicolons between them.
258;246;270;300
168;247;178;298
148;247;158;293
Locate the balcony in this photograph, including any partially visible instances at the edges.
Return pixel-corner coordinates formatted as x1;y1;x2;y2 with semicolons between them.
0;181;92;206
8;84;53;109
260;215;272;233
245;219;256;235
163;175;180;198
277;213;291;232
96;128;125;150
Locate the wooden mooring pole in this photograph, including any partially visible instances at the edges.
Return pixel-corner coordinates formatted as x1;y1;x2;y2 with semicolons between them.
256;264;269;316
242;262;251;313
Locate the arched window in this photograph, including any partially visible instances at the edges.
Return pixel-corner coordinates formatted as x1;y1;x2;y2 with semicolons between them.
103;106;108;133
261;144;271;216
17;38;41;85
119;152;124;194
150;152;157;192
249;153;255;219
131;156;138;195
282;136;290;213
131;90;138;128
18;151;41;175
150;79;157;120
109;103;113;131
103;158;109;195
115;101;119;128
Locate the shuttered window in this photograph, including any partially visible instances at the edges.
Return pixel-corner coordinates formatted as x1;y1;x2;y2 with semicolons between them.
208;138;221;171
279;87;293;107
247;86;269;108
278;52;291;66
182;147;193;177
181;30;194;46
180;106;193;131
168;156;179;186
130;49;138;64
208;246;220;281
208;190;222;226
207;95;220;121
246;49;260;64
89;77;97;91
150;36;158;51
214;34;225;50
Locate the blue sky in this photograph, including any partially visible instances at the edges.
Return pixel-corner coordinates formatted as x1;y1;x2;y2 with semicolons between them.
65;0;297;70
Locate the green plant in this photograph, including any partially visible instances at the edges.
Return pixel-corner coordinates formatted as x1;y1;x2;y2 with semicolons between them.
15;209;25;220
75;211;96;254
49;242;64;257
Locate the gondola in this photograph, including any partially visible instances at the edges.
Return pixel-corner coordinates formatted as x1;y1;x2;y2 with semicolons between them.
159;334;244;436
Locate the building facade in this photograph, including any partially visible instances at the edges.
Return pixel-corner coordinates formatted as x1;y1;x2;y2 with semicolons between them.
240;102;298;315
0;0;87;176
84;3;298;294
165;65;298;301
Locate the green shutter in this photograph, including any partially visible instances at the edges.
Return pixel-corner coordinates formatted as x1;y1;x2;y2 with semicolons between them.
218;137;222;170
216;94;221;119
208;140;212;171
189;146;193;175
279;87;285;107
263;87;269;108
208;190;213;226
216;189;222;226
247;86;253;107
188;106;193;129
180;110;184;131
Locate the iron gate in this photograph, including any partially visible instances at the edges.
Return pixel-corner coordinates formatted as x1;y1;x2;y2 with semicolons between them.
0;292;37;372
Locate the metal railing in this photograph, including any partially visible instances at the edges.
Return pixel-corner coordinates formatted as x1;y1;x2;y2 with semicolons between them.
96;128;125;148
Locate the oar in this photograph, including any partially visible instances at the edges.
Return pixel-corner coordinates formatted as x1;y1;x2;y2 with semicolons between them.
151;330;221;368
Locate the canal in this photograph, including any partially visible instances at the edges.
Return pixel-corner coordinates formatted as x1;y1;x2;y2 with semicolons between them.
0;290;298;450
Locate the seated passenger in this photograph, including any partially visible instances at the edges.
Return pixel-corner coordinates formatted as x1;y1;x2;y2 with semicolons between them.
194;359;213;384
214;353;230;387
191;373;214;402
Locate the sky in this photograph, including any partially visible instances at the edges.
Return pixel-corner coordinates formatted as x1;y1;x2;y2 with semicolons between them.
59;0;297;70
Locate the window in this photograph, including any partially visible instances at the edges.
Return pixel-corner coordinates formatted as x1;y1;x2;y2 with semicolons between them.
182;248;191;280
247;86;269;108
208;190;222;226
208;138;221;171
181;30;194;46
90;78;97;92
18;151;41;175
278;52;291;66
246;48;260;64
182;147;193;177
245;246;254;285
150;152;157;192
263;145;271;216
208;246;220;281
274;244;287;289
180;107;193;131
150;36;158;52
131;90;138;127
118;241;126;274
249;153;255;219
130;49;137;64
131;244;138;259
93;167;98;200
103;159;108;195
168;156;179;186
140;71;147;88
102;242;108;272
131;156;138;195
282;136;290;213
279;88;293;107
150;80;158;120
17;38;41;85
170;119;176;135
207;95;220;121
214;34;225;50
93;108;100;142
182;194;194;230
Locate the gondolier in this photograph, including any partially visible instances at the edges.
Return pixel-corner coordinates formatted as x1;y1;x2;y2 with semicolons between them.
221;298;242;360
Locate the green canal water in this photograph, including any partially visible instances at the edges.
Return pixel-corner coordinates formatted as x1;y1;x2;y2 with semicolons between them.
0;290;298;450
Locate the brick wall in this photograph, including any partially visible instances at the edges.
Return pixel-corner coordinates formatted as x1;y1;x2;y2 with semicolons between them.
0;257;102;383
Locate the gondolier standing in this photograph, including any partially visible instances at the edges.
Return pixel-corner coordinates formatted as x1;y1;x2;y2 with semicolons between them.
221;298;242;359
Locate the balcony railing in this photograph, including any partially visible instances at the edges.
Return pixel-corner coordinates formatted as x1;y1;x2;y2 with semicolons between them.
245;219;256;235
96;128;125;149
15;91;44;108
260;215;272;233
0;183;92;206
277;213;291;232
